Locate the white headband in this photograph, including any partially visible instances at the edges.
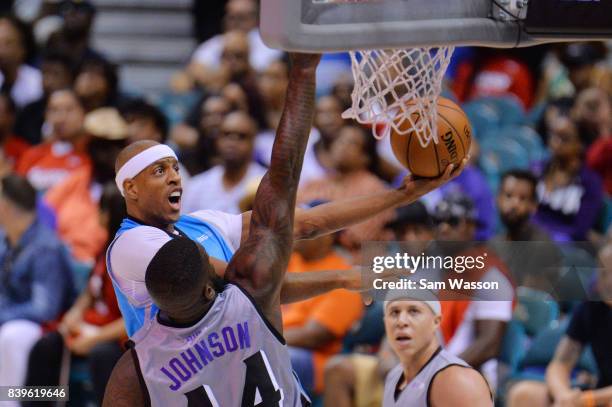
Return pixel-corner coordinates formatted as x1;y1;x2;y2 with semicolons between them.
115;144;178;196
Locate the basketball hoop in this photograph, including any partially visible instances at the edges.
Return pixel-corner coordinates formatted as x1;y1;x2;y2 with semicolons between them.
342;47;454;148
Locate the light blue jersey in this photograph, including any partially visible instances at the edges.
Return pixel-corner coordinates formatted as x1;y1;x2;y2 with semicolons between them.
106;210;242;340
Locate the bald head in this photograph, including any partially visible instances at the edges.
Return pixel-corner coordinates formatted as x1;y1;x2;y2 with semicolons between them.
115;140;160;173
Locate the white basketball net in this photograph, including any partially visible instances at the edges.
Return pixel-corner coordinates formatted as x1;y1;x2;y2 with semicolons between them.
342;47;455;147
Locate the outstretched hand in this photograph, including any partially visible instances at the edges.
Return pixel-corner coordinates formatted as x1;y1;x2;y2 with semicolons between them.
400;156;469;201
289;53;322;70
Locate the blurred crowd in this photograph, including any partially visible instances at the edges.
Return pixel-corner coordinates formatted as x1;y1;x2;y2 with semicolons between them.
0;0;611;406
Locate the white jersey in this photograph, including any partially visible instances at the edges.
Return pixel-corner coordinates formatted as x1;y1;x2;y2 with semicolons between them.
133;284;310;407
383;348;476;407
107;210;242;339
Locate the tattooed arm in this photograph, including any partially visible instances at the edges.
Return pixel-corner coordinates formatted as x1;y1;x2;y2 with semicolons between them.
224;53;321;333
239;164;467;244
546;336;583;401
102;351;145;407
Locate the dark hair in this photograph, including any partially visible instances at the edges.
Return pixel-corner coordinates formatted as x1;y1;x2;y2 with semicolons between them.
99;183;126;242
0;92;16;115
41;50;77;81
58;0;97;16
500;169;538;201
1;174;36;211
119;98;169;142
78;57;119;105
343;122;382;178
0;14;37;64
145;237;209;311
387;201;433;231
536;97;574;143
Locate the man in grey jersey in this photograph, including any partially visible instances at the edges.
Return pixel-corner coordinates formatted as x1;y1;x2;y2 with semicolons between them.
383;293;493;407
103;53;327;406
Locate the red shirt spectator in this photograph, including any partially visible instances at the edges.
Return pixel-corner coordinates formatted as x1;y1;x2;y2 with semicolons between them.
453;55;535;109
16;89;91;191
586;135;612;195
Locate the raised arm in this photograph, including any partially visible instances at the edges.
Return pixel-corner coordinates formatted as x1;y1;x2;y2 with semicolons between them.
239;162;467;244
224;54;320;332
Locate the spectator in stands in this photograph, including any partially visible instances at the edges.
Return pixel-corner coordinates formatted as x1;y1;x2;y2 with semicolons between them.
187;0;281;86
0;92;28;172
433;193;513;388
324;201;434;407
587;136;612;197
536;43;607;102
173;94;234;176
74;58;120;112
0;174;74;390
536;97;574;145
559;43;607;97
573;87;612;147
0;15;42;108
258;56;289;129
330;72;354;112
452;48;535;109
46;0;106;66
283;199;364;396
299;95;344;186
24;183;127;407
579;87;612;196
507;242;612;407
424;160;496;241
221;81;267;130
496;170;551;242
492;170;561;290
14;51;75;145
17;88;90;191
120;98;168;144
182;110;265;213
299;123;392;252
189;30;253;91
43;107;128;265
532;115;603;242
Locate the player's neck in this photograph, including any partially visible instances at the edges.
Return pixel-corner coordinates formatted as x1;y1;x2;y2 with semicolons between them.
400;340;440;384
126;208;175;234
159;298;216;327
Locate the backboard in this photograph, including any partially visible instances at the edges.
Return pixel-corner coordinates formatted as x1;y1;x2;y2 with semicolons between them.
260;0;612;52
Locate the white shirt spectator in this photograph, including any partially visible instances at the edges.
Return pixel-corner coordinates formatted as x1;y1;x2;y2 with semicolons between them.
255;128;326;186
182;162;266;214
191;29;282;72
0;64;43;107
444;267;514;389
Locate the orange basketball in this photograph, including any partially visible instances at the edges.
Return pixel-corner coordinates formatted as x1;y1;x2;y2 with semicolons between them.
390;97;472;178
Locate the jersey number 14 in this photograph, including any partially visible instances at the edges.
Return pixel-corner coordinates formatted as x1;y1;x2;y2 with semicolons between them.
184;350;293;406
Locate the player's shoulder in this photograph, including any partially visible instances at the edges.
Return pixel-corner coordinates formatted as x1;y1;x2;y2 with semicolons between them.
108;226;172;277
111;225;172;250
383;363;403;386
186;208;239;222
429;364;491;407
